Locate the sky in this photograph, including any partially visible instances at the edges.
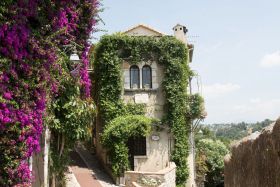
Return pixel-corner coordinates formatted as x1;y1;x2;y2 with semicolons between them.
94;0;280;124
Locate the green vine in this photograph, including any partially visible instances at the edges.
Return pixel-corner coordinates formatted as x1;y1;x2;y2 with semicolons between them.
93;33;203;185
187;94;205;120
46;77;95;186
102;115;157;175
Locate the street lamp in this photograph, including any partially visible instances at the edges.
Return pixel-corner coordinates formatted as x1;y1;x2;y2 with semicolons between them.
70;47;80;63
69;48;81;77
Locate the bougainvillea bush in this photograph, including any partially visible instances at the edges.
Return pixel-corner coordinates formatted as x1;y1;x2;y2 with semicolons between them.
0;0;99;186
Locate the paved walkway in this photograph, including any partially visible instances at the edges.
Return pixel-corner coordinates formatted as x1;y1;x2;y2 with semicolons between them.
65;143;119;187
74;145;119;187
69;151;103;187
65;167;81;187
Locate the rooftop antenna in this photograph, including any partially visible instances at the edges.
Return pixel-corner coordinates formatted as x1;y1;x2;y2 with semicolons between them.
187;35;199;43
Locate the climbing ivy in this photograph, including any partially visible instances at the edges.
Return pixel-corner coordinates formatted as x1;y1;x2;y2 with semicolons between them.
187;93;205;120
99;100;152;176
47;79;95;186
102;115;157;175
93;33;204;185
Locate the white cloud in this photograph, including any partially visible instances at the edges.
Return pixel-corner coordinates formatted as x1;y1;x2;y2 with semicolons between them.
202;83;240;97
260;51;280;67
232;99;280;121
204;98;280;124
249;98;261;103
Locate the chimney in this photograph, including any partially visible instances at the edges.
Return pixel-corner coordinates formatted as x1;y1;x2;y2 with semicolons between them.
173;24;194;63
173;24;188;44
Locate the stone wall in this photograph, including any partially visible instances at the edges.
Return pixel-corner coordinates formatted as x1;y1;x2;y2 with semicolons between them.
32;128;50;187
186;132;196;187
133;129;172;172
125;162;176;187
224;117;280;187
122;60;173;173
32;144;44;187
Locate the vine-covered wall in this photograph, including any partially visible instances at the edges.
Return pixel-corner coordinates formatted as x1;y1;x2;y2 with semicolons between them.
93;34;203;185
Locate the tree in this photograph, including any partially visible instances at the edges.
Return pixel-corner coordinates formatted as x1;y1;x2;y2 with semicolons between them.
196;139;229;187
195;119;274;187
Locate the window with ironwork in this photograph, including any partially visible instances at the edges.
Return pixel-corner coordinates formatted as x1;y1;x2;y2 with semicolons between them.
130;65;140;89
133;136;146;155
142;65;152;89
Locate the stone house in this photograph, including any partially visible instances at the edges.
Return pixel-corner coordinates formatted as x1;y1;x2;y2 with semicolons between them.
92;24;196;187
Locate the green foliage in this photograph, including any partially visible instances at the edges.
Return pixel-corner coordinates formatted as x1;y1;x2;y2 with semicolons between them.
124;103;146;115
195;126;216;141
208;119;274;141
250;119;273;132
0;122;25;186
49;149;70;187
196;139;229;187
0;0;13;22
195;119;273;186
46;77;95;183
93;34;204;185
187;94;205;120
99;101;146;124
48;82;94;142
213;122;248;141
102;115;156;175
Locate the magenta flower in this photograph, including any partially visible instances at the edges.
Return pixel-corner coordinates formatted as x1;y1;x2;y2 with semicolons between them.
3;116;11;124
0;0;99;185
3;92;12;100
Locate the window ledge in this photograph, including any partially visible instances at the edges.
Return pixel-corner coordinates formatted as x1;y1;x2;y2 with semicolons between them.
134;155;148;159
124;88;158;93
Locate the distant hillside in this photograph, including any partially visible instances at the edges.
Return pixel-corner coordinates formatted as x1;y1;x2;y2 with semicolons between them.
206;119;274;141
195;119;274;186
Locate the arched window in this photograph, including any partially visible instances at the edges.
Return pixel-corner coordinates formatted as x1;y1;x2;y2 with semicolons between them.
130;65;140;89
142;65;152;89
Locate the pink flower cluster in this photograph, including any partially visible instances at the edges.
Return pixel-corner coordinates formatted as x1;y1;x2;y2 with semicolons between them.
0;0;99;185
7;161;33;186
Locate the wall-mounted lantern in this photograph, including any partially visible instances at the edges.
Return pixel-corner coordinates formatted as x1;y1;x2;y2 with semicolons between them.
69;48;80;77
70;47;80;63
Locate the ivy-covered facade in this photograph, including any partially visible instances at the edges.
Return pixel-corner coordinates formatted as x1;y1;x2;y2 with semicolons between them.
92;24;204;186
